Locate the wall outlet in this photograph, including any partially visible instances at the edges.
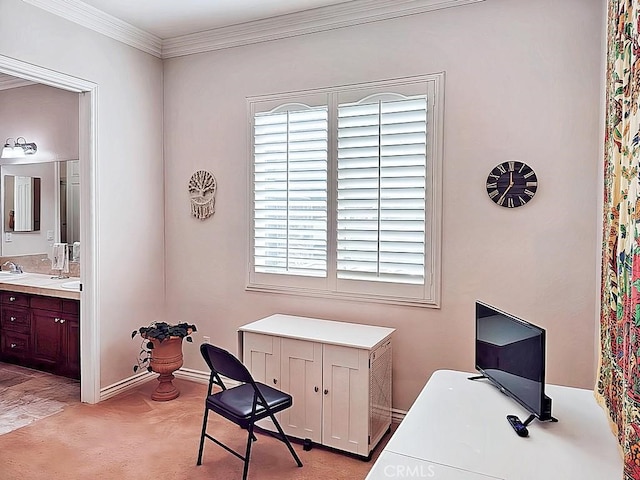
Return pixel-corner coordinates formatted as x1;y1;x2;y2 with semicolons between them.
5;232;11;242
203;336;210;344
47;230;54;240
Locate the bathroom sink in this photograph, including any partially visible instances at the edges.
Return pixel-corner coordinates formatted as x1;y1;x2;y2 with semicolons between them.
0;271;26;279
60;280;81;291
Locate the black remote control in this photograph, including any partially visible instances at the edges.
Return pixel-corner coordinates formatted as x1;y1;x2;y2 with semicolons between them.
507;415;529;437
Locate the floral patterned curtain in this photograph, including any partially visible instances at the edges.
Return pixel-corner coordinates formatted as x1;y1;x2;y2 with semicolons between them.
598;1;640;479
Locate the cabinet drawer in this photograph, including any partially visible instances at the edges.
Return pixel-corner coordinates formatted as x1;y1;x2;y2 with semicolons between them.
29;296;79;314
62;299;79;315
1;331;30;357
0;292;29;306
0;306;30;333
30;295;62;311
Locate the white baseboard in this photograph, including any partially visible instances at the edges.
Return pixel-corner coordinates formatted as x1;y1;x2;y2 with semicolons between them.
392;407;407;423
99;367;232;401
101;367;407;424
173;367;210;385
100;371;154;401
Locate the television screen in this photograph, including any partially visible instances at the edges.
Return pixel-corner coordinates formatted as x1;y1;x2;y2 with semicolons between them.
475;301;552;421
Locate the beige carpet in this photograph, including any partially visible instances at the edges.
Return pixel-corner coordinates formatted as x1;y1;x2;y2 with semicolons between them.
0;376;392;479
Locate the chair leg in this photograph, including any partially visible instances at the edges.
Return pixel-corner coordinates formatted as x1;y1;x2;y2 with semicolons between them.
197;408;210;465
270;414;303;467
242;423;255;480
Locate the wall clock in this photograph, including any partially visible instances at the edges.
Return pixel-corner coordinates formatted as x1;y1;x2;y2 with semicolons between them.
486;161;538;208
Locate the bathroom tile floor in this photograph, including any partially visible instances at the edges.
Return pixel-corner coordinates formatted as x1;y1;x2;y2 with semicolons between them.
0;361;80;435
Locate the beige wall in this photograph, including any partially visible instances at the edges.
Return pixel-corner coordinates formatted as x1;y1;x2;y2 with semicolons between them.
0;84;78;256
0;83;79;163
0;0;605;410
163;0;604;411
0;1;165;388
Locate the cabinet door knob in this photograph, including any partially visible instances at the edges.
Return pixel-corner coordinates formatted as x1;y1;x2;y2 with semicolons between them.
10;343;17;348
10;316;15;322
324;389;329;395
9;296;15;302
60;319;66;324
54;318;60;323
314;386;319;393
273;378;278;385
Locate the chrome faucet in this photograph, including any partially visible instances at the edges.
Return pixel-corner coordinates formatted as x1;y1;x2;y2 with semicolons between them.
3;261;23;273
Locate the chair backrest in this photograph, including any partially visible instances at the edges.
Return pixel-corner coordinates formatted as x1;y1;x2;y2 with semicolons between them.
200;343;254;385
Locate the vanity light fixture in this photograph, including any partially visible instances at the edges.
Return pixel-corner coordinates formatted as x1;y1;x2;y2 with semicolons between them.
1;137;38;159
0;138;16;158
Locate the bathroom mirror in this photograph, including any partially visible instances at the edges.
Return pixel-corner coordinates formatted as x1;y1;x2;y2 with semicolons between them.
59;160;80;246
4;175;41;232
1;160;79;258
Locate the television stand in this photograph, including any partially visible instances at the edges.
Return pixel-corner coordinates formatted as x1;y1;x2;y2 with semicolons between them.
522;413;558;426
467;374;558;425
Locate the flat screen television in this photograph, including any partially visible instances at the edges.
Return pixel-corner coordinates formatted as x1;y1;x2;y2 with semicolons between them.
474;301;554;422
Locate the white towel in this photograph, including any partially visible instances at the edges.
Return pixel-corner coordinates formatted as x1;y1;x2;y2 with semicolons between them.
52;243;69;272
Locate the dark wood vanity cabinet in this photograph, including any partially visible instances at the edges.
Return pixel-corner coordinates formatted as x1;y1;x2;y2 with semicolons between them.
0;291;80;379
0;292;31;361
31;296;80;378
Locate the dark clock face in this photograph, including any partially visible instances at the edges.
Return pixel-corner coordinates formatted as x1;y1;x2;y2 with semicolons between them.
486;161;537;208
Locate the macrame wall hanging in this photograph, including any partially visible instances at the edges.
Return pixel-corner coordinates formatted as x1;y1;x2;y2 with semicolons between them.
188;170;217;220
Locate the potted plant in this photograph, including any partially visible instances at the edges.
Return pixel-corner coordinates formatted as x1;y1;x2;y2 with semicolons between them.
131;321;197;401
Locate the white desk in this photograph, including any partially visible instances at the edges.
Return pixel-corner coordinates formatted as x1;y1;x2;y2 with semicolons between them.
367;370;622;480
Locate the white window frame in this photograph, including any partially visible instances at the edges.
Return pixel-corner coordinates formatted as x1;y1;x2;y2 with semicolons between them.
246;73;444;308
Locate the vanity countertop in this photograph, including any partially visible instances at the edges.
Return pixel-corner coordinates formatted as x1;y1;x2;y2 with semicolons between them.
0;272;80;300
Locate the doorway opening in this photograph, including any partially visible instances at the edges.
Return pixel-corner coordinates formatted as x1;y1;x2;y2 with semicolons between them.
0;55;99;404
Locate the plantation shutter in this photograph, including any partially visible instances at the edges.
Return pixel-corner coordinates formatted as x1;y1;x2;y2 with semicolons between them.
253;106;328;277
337;95;427;285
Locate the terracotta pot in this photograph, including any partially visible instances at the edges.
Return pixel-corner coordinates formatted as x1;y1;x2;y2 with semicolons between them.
149;336;184;401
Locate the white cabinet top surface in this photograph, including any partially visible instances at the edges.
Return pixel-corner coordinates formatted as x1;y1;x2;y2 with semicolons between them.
239;314;394;349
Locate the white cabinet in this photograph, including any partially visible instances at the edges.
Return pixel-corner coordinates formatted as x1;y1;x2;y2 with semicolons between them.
321;342;370;454
242;332;281;432
280;337;323;443
239;314;394;458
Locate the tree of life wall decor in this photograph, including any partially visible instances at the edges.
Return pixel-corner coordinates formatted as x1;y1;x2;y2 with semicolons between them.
188;170;217;220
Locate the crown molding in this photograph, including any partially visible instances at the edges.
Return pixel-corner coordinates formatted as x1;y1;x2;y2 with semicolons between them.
23;0;163;58
162;0;484;58
23;0;483;60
